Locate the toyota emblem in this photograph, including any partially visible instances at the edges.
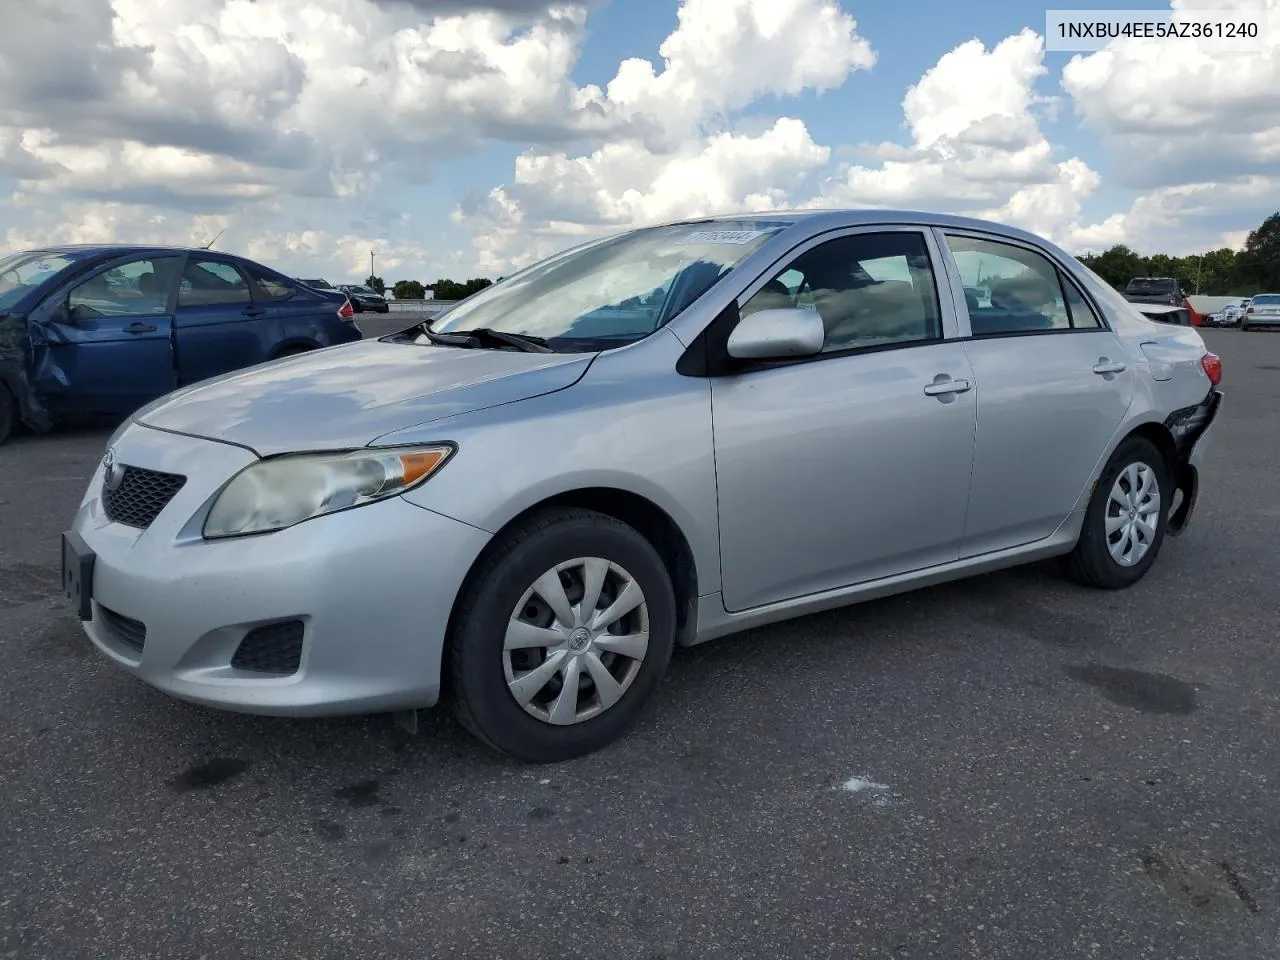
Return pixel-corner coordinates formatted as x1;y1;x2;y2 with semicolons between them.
102;448;122;490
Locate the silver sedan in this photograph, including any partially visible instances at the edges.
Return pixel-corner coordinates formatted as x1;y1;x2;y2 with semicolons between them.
62;210;1223;762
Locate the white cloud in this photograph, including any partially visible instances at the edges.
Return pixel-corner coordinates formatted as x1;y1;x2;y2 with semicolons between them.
1061;0;1280;189
812;29;1102;248
1062;177;1280;255
1;0;1274;280
459;0;873;271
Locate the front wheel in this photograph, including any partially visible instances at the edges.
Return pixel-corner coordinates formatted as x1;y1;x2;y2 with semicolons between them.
1063;436;1172;589
447;508;676;763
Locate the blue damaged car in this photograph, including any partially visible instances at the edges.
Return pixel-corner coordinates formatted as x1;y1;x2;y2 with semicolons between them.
0;245;363;445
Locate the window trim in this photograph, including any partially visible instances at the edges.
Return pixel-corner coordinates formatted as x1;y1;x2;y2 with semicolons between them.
177;255;255;309
932;226;1114;339
675;225;959;378
1058;268;1103;330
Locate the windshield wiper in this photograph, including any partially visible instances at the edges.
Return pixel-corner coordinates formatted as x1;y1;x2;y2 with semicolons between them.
432;327;553;353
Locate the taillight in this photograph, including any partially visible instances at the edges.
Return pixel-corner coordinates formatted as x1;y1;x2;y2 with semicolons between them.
338;299;355;320
1201;352;1222;386
1246;306;1254;314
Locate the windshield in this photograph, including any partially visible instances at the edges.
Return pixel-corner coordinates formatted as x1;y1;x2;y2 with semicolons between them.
426;220;789;350
0;251;84;311
348;285;376;295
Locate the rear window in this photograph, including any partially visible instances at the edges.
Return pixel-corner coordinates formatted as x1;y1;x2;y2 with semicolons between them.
1251;294;1280;305
1125;278;1177;294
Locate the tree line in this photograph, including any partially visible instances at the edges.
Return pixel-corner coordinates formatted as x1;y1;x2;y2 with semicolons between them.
1078;211;1280;296
383;277;494;301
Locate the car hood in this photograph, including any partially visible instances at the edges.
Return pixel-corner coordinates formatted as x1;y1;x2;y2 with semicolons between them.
134;339;594;455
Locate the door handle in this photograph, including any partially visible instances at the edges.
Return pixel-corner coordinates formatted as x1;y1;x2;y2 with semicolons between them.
1093;359;1127;375
243;307;265;317
923;377;972;397
124;322;157;334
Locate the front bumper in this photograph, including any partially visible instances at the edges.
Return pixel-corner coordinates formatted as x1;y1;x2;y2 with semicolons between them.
67;423;490;716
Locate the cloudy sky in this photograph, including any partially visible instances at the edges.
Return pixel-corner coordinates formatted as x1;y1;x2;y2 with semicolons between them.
1;0;1276;283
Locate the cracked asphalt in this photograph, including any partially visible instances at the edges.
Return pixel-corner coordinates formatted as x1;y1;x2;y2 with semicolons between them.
2;327;1278;959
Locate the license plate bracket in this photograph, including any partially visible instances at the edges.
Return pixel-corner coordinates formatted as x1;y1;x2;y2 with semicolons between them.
62;530;96;621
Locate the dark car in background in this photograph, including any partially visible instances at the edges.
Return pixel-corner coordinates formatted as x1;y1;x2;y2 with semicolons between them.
0;245;362;445
1124;276;1187;307
336;283;390;313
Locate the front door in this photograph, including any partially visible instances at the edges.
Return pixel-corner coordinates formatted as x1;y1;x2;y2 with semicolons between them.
937;231;1137;557
711;229;978;613
43;255;183;417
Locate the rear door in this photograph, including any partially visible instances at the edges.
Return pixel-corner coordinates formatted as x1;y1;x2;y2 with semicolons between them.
241;261;359;346
935;229;1136;558
173;256;282;385
41;254;183;417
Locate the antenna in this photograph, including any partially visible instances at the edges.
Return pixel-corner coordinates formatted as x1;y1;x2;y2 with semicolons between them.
203;229;225;250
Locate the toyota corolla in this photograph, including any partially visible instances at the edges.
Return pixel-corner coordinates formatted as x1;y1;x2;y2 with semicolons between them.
62;210;1223;763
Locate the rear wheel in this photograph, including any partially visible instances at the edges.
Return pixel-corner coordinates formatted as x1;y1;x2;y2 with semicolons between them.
0;384;14;446
1064;436;1171;589
448;508;676;763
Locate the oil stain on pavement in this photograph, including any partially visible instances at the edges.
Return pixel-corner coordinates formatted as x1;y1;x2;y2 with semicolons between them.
171;757;252;791
1065;662;1198;714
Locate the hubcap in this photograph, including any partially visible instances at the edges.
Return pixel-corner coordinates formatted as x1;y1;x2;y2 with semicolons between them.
1105;461;1162;567
503;557;650;726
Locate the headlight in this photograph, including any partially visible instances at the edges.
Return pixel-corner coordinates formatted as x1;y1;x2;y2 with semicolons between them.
203;444;455;539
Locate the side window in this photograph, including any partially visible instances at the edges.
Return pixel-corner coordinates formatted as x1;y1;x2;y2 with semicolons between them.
242;262;297;302
179;260;251;307
1062;274;1101;329
944;234;1074;335
68;256;182;319
740;232;943;353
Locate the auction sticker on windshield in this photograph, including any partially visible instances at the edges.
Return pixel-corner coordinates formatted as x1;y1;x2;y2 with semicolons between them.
679;230;768;244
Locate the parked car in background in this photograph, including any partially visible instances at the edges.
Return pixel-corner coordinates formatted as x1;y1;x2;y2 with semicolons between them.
337;283;391;313
0;245;361;445
1241;293;1280;330
1221;299;1249;325
1124;276;1187;307
1203;298;1248;327
62;210;1222;763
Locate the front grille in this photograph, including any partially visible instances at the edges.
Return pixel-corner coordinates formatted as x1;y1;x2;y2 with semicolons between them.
102;466;187;529
98;605;146;653
231;620;305;675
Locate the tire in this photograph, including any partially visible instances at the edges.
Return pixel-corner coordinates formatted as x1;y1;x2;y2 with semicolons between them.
0;384;14;447
1063;436;1172;589
447;507;677;763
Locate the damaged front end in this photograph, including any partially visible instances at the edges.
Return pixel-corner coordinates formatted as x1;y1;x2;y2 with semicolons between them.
0;312;53;442
1163;387;1223;536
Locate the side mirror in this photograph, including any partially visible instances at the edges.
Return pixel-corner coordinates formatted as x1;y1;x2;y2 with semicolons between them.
726;307;825;360
51;298;76;326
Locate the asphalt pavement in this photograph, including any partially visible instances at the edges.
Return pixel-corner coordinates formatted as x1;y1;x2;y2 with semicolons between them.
2;329;1278;959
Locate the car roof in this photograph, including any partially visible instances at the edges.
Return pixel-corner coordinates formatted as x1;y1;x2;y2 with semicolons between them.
30;243;239;258
651;208;1080;250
